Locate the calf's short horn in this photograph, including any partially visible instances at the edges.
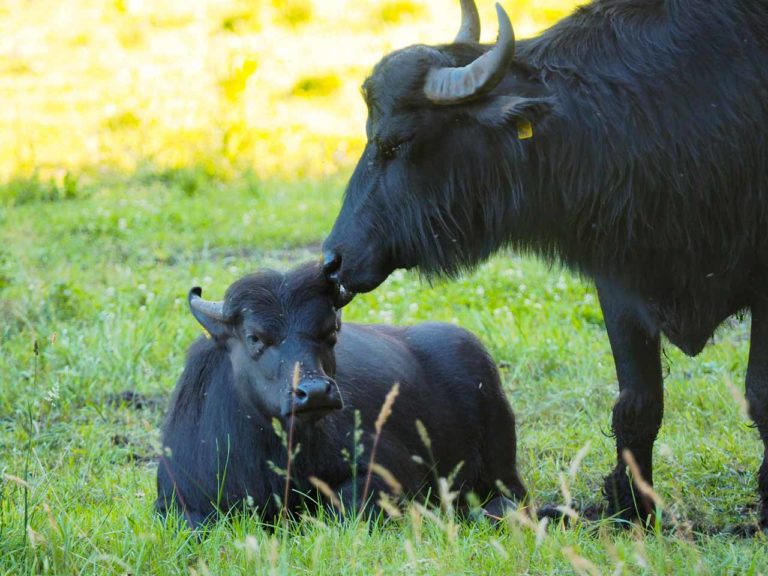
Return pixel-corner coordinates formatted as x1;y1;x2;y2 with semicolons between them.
188;287;227;321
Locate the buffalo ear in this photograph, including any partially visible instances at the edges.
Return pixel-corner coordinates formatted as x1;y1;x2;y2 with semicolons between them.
470;95;555;131
188;287;231;341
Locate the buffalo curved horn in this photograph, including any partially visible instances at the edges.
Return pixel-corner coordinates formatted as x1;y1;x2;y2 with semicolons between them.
455;0;480;43
188;287;227;321
424;3;515;104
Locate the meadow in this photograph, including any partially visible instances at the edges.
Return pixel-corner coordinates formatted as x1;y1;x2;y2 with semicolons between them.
1;0;767;573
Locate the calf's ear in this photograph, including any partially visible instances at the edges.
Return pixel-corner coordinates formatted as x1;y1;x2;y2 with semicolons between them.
470;95;555;132
188;287;231;341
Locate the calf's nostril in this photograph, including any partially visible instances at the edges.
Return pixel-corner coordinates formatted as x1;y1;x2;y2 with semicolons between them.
322;251;342;277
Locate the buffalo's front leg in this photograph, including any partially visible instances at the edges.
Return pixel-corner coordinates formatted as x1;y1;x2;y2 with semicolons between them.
597;279;664;523
745;298;768;529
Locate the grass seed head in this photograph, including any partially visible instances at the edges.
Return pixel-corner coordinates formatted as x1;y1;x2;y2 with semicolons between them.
372;463;402;495
375;382;400;433
377;493;402;518
415;419;432;450
309;476;343;512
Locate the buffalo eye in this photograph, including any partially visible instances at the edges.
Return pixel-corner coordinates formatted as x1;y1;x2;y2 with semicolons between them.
377;141;402;161
245;333;265;356
382;145;399;160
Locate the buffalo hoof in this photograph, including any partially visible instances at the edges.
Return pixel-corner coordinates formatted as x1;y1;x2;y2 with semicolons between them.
602;468;655;527
716;522;762;538
481;495;518;522
760;503;768;534
537;504;569;524
478;499;568;527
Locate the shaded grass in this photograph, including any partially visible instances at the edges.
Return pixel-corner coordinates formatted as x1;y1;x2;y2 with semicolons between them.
2;168;768;573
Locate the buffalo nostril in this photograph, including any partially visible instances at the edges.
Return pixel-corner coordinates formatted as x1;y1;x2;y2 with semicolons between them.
290;377;341;416
322;251;342;277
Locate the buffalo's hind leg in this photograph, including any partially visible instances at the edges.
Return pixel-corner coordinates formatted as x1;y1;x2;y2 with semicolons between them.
597;279;664;524
745;298;768;529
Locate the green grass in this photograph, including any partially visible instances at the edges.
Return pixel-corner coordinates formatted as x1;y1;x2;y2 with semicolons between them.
2;168;768;574
6;0;764;572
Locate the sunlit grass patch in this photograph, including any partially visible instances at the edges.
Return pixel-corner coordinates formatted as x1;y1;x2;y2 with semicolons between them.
290;73;343;98
272;0;313;28
220;7;262;34
220;56;259;102
0;0;585;181
0;171;84;206
379;0;427;25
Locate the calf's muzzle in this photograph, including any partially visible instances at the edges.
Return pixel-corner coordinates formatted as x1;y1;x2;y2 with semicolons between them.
287;375;343;418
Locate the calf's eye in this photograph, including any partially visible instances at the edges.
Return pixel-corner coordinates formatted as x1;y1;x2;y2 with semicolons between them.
246;333;265;355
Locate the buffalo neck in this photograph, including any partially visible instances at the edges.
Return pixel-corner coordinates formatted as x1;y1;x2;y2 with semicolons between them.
506;0;768;287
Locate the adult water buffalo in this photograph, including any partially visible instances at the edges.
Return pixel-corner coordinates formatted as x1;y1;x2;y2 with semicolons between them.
157;263;528;527
322;0;768;525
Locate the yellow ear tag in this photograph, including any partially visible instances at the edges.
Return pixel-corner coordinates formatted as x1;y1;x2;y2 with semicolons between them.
517;119;533;140
202;327;212;339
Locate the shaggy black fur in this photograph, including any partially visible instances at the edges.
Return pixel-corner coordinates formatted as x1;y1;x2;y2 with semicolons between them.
323;0;768;526
156;263;526;528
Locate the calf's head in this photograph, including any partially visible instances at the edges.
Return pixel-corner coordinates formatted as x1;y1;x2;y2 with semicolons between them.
188;263;344;421
322;0;554;295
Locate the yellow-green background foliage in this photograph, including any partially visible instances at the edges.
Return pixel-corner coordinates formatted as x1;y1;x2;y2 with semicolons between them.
1;0;581;181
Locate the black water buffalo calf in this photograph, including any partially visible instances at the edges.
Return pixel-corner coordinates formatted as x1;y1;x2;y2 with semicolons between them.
156;263;525;527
